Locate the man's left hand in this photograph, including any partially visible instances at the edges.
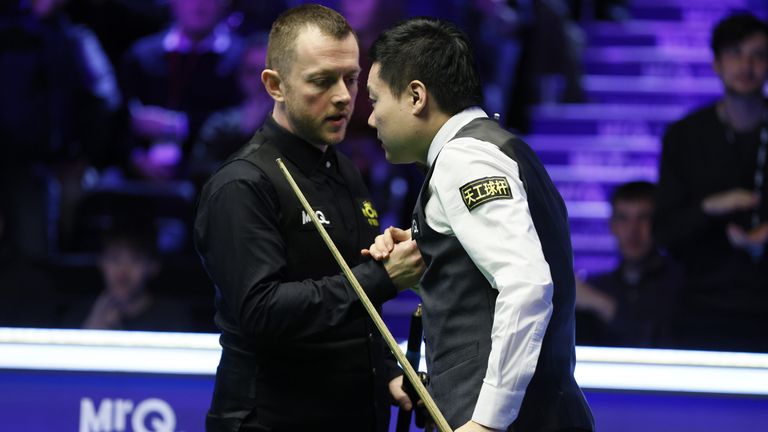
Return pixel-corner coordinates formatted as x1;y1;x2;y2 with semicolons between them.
388;375;413;411
455;420;505;432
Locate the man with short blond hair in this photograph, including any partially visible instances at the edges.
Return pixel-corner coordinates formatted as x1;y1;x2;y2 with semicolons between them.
194;5;420;431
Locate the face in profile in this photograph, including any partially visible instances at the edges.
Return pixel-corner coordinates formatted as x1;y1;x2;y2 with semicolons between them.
99;243;158;302
610;199;655;262
714;32;768;97
367;63;417;164
278;26;360;147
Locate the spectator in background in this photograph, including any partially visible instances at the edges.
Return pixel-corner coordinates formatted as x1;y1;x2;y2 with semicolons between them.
505;0;585;133
655;12;768;352
0;0;121;256
188;34;271;184
120;0;243;181
69;223;192;332
64;0;170;67
576;182;683;348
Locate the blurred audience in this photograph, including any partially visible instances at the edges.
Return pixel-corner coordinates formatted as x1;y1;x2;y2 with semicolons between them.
0;0;121;257
569;0;630;22
65;0;169;67
120;0;243;181
505;0;585;133
188;33;271;183
655;12;768;352
227;0;287;36
576;182;683;347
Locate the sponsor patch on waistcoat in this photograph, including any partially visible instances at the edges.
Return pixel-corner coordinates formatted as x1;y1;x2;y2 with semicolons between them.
459;176;513;211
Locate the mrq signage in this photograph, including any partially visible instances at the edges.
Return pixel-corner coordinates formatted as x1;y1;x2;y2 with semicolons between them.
80;398;177;432
0;370;213;432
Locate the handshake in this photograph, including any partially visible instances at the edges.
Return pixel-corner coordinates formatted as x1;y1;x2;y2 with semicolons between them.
362;227;426;291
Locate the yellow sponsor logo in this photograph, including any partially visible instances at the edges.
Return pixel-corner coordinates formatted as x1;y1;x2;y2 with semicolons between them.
459;176;512;211
361;200;379;227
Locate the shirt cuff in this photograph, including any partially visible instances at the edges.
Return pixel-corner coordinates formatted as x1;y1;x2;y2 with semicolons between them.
351;260;398;305
472;382;524;430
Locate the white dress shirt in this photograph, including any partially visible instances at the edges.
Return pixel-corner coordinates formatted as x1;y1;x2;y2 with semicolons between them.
425;107;554;429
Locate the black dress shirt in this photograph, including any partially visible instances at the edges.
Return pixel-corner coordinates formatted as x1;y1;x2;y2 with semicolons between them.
194;116;398;431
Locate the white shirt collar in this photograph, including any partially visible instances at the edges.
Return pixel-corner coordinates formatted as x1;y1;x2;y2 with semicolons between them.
163;24;232;54
427;106;488;167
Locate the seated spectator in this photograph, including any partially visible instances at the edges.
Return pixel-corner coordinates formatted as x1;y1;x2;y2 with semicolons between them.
68;223;192;332
0;206;59;328
576;181;683;347
120;0;243;181
188;34;271;183
655;12;768;352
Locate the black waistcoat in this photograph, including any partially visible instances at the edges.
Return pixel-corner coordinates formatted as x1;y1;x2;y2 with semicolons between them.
412;118;594;431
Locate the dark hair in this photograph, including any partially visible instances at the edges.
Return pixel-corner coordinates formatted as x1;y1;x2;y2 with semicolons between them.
370;17;483;115
711;12;768;57
267;4;355;75
610;181;657;209
100;221;157;257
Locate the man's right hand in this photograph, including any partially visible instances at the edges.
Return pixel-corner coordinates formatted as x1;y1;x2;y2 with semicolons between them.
701;189;759;216
362;226;412;260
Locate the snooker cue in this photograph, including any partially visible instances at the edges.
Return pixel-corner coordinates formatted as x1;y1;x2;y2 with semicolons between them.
276;158;452;432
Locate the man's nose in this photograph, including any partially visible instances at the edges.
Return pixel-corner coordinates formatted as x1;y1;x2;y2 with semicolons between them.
331;80;352;105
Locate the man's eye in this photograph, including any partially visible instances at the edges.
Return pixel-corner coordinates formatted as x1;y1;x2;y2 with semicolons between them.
312;78;333;87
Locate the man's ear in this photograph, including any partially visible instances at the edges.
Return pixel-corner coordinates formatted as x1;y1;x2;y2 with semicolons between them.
408;80;428;115
262;69;285;102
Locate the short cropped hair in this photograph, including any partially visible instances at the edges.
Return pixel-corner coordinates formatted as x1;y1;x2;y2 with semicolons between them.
370;17;483;115
610;181;657;209
266;4;355;75
711;12;768;57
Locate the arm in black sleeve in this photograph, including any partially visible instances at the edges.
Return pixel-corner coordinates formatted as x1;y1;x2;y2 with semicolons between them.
379;328;403;384
194;166;397;342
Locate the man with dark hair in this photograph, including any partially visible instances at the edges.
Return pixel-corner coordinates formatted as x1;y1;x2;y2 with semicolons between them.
655;12;768;352
364;17;594;432
194;4;421;431
575;181;683;347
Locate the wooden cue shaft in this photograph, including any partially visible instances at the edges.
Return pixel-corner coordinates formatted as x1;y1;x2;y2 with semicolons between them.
276;158;452;432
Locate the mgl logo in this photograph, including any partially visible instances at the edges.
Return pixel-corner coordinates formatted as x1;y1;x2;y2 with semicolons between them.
80;398;176;432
